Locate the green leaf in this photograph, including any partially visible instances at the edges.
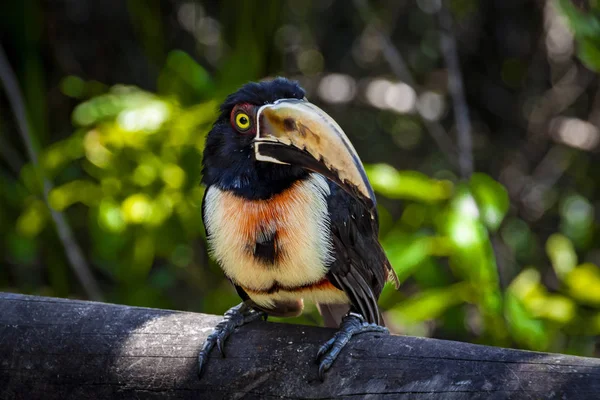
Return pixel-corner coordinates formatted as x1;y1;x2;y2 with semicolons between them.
546;234;577;280
383;233;451;283
442;186;505;338
558;0;600;38
565;263;600;306
365;164;453;202
15;199;49;238
559;194;594;249
509;268;575;324
469;173;509;232
508;268;576;324
72;87;168;127
48;180;103;211
578;38;600;72
388;283;469;324
157;50;214;104
534;295;576;324
557;0;600;72
444;187;497;281
505;292;551;351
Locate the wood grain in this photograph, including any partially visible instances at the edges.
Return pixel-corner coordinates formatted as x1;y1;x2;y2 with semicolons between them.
1;292;599;399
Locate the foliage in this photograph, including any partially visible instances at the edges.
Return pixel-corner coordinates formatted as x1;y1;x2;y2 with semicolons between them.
559;0;600;71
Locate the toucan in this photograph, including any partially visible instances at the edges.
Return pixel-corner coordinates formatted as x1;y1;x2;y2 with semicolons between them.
199;77;399;380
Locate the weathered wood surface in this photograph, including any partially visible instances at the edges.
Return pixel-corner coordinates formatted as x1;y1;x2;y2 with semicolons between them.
1;293;599;399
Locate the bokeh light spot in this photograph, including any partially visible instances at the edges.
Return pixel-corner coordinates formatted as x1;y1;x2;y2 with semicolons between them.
162;164;186;189
417;91;445;121
317;74;356;104
122;194;152;224
99;200;126;233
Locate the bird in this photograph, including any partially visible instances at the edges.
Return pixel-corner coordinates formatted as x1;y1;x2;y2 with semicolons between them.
198;77;399;380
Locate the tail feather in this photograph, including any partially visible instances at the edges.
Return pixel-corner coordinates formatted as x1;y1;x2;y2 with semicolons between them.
386;260;401;290
317;303;350;328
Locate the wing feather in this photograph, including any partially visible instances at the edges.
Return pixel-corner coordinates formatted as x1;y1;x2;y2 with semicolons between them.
324;183;393;325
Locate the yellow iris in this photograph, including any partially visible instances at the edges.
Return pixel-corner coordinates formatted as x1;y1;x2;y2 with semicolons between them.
235;112;251;131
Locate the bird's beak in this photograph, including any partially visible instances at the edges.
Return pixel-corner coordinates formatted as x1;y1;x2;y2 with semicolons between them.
255;99;376;211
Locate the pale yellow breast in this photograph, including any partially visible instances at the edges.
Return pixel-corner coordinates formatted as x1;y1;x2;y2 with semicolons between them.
203;174;333;292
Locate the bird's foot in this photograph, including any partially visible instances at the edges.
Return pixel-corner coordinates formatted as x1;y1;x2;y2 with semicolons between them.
198;303;266;378
316;312;388;380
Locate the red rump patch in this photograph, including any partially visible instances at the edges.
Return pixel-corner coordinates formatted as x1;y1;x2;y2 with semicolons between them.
242;276;338;295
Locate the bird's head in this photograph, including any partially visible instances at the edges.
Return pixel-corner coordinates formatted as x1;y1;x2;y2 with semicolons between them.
202;77;375;210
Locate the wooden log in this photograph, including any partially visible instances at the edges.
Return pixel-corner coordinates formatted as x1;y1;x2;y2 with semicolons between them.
1;292;599;399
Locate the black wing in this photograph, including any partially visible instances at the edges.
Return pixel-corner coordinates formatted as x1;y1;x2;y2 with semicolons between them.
325;182;397;326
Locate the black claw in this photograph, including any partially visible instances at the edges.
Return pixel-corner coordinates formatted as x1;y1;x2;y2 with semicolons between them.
315;313;389;380
197;303;266;379
316;336;336;361
198;340;215;378
318;360;328;381
197;355;205;378
217;337;225;357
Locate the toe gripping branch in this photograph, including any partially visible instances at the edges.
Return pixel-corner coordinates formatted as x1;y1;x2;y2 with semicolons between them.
198;303;266;378
316;312;388;380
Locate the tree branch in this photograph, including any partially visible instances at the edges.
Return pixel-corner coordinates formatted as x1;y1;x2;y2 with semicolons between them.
438;3;474;178
0;43;103;301
1;292;599;399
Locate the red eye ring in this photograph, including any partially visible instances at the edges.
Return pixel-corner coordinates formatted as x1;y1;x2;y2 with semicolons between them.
230;104;255;133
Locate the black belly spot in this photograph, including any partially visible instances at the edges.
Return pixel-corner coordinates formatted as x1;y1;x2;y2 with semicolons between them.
254;230;279;265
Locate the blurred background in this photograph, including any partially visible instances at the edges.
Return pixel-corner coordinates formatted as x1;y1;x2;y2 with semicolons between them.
1;0;600;357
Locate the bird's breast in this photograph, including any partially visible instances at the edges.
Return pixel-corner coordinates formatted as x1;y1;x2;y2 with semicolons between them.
203;173;336;296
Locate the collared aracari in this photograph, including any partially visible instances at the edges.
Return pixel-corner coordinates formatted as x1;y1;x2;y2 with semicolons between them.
198;77;399;379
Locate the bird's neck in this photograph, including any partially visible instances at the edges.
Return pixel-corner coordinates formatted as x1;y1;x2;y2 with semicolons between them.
212;163;310;200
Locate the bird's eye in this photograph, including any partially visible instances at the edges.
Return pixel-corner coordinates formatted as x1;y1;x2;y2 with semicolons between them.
235;112;252;132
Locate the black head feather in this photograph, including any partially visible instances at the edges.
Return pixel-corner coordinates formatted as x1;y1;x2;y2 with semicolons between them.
219;77;305;119
202;78;308;199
